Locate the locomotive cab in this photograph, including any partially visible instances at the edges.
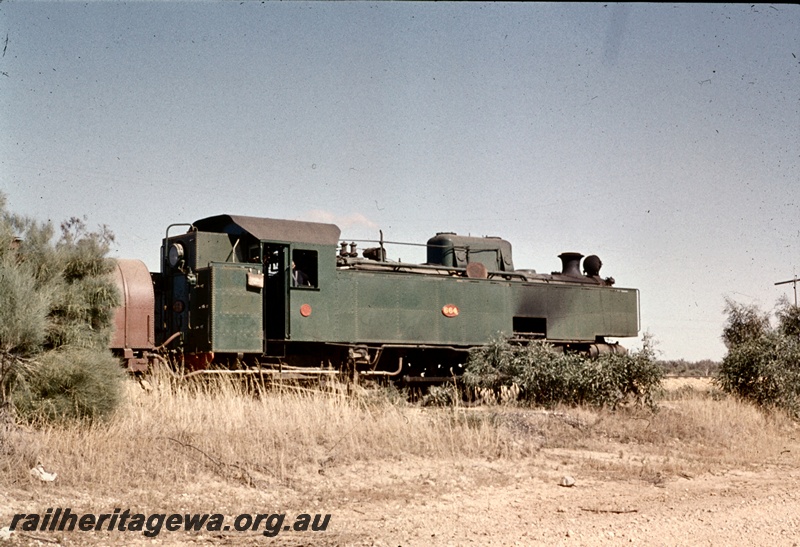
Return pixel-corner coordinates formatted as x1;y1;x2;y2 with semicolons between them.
158;215;340;367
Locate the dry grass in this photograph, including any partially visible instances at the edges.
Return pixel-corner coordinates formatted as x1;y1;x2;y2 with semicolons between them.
2;373;799;513
517;377;800;484
1;374;525;499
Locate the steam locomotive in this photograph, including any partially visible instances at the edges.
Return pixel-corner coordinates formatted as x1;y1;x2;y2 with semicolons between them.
110;214;639;381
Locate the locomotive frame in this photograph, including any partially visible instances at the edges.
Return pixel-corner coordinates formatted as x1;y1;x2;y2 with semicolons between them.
111;214;640;381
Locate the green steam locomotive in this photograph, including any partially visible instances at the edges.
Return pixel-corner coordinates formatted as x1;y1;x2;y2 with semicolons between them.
111;214;639;381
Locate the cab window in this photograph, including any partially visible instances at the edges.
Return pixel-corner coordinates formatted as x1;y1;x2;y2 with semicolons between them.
291;250;317;288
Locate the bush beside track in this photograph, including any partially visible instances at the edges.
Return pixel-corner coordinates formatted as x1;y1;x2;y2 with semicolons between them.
462;336;663;410
716;297;800;419
0;194;123;424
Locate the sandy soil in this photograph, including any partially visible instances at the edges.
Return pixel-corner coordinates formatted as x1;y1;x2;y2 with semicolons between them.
4;454;800;546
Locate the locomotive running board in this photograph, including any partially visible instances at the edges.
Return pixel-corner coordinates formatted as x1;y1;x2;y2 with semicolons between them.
179;368;340;380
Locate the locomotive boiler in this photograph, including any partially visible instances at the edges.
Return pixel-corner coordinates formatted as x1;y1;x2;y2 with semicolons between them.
110;214;639;381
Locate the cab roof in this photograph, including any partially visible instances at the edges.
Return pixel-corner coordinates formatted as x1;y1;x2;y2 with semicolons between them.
192;214;341;246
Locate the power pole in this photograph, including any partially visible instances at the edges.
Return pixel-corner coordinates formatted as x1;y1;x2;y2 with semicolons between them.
775;277;800;307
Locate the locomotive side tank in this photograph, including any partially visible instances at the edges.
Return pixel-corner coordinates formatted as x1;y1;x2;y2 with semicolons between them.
139;213;639;377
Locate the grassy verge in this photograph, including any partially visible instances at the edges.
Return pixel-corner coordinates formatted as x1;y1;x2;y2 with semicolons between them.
2;374;528;493
1;375;798;514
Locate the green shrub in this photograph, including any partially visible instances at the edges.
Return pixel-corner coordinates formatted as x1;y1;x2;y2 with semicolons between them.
0;196;123;425
10;347;125;424
776;295;800;339
0;254;52;355
716;298;800;418
721;298;770;349
463;336;662;410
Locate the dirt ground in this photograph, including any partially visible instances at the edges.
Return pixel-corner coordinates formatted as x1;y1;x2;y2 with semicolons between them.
319;454;800;546
4;455;800;546
3;379;800;546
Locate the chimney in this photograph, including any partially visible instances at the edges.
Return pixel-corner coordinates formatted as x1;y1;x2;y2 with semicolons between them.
558;252;584;277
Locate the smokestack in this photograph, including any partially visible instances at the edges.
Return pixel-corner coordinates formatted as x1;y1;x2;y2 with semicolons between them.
558;252;584;277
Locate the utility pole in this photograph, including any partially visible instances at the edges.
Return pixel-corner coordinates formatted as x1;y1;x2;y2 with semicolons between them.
775;277;800;307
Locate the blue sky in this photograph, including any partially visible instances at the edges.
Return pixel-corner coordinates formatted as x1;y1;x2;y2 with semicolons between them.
2;2;798;361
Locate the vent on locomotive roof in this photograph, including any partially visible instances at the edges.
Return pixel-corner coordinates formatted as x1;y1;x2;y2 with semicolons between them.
583;254;603;277
426;233;514;271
